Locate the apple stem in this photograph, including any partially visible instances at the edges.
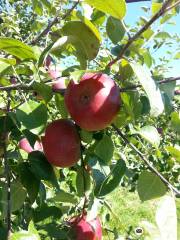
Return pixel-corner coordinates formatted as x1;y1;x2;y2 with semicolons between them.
2;90;12;238
112;124;180;197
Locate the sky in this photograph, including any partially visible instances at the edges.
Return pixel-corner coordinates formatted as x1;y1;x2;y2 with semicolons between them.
125;1;180;77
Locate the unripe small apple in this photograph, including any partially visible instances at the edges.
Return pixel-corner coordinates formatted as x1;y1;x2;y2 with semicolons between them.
42;119;80;168
19;138;43;153
65;73;120;131
71;215;102;240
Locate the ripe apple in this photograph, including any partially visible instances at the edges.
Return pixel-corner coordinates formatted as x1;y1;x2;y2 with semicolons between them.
19;138;42;153
72;215;102;240
65;73;120;131
41;119;80;168
44;55;52;69
48;69;61;80
52;78;66;91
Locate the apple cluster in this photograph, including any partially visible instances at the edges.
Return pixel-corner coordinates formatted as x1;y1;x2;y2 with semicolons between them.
19;62;120;239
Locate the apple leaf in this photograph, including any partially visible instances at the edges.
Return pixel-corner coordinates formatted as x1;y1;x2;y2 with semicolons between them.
10;221;40;240
0;38;38;60
84;0;126;20
50;190;78;204
16;100;48;135
95;135;114;164
28;151;58;188
62;20;101;60
155;31;171;39
171;111;180;134
130;63;164;117
98;160;126;196
156;196;177;240
106;17;126;44
55;94;68;118
174;52;180;59
137;171;167;201
18;162;40;204
136;125;160;147
33;82;53;104
76;166;91;197
166;145;180;162
176;199;180;240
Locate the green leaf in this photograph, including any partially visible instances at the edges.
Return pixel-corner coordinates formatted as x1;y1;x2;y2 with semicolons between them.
33;82;53;104
176;199;180;240
98;160;126;196
18;162;40;203
156;196;177;240
10;221;40;240
130;63;164;117
95;135;114;164
174;52;180;59
0;58;16;65
1;181;27;214
137;125;160;147
106;17;125;44
171;111;180;134
155;31;171;39
140;49;152;68
80;129;93;143
137;171;167;201
166;145;180;162
55;94;68;118
50;190;77;204
76;167;91;197
33;204;62;223
16;100;48;135
10;232;40;240
62;19;101;60
84;0;126;20
28;151;57;185
0;38;37;60
152;2;162;14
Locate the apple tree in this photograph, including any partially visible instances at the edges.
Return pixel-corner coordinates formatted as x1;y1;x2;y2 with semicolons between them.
0;0;180;239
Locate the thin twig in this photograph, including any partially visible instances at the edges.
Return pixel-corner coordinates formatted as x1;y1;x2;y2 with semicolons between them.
112;124;180;197
31;0;79;45
107;0;175;68
166;0;180;12
120;76;180;92
2;91;12;238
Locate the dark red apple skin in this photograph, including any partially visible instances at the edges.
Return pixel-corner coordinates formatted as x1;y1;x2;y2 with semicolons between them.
19;138;42;153
44;55;52;69
65;73;120;131
42;119;80;168
52;78;66;91
72;215;102;240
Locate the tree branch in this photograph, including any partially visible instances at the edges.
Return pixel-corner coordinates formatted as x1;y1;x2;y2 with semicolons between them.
112;124;180;197
31;0;80;45
120;76;180;92
2;91;12;238
107;0;176;68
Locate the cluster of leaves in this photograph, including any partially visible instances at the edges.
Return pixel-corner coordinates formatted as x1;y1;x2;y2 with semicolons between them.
0;0;180;239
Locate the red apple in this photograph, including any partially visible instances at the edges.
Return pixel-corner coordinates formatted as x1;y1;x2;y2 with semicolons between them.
44;55;52;69
48;69;61;79
65;73;120;131
52;78;66;91
72;215;102;240
42;119;80;168
19;138;42;153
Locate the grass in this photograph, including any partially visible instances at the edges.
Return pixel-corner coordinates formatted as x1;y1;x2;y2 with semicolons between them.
100;187;158;239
